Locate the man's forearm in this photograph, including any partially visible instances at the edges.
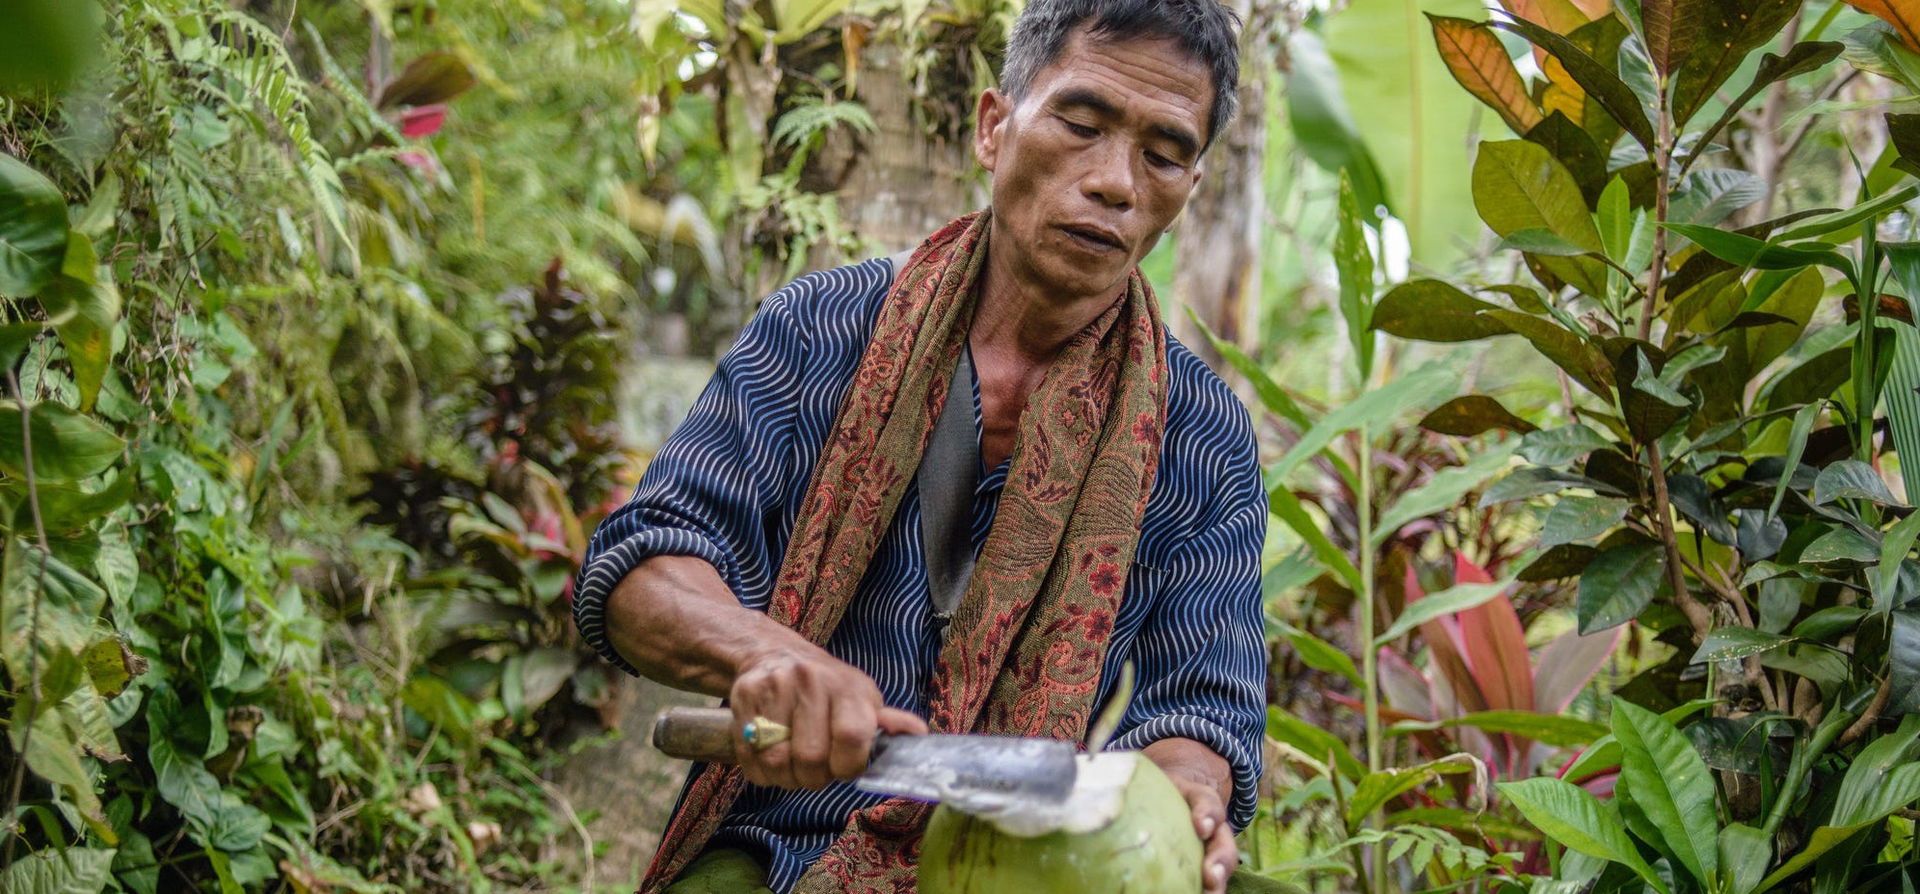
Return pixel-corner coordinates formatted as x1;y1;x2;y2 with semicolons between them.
603;553;814;696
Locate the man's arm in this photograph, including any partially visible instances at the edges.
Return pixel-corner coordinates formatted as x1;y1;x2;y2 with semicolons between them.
602;554;925;790
572;267;924;792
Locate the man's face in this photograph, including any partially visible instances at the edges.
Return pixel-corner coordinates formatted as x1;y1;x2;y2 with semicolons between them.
974;27;1212;302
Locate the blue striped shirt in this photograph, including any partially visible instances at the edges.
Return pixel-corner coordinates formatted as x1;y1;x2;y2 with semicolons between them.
573;257;1266;892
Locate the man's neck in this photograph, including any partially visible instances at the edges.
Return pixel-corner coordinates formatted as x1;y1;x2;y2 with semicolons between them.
969;231;1127;365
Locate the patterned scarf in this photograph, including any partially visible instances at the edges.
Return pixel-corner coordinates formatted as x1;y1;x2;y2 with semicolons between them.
639;209;1169;894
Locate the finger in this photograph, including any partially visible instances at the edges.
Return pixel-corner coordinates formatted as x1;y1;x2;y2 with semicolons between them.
876;706;929;736
788;680;832;790
1203;822;1236;894
729;702;765;787
827;694;877;782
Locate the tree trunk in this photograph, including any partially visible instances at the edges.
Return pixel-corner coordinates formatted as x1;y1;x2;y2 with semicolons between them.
814;42;985;262
1169;0;1269;373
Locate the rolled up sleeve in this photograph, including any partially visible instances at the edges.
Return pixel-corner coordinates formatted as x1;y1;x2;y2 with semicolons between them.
572;286;813;676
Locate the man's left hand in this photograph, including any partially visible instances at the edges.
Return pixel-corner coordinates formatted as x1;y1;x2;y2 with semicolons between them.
1142;738;1236;894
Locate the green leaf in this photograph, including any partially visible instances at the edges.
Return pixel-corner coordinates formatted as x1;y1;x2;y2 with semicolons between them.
1519;423;1615;466
376;50;478;108
1718;823;1772;894
1393;710;1608;748
1611;700;1719;886
1375;580;1513;645
1499;777;1669;893
1270;616;1363;687
1372;442;1519;546
1813;460;1901;505
1758;718;1920;889
1878;512;1920;613
1671;0;1804;124
1538;495;1631;548
1345;755;1479;827
1482;466;1624;506
1578;543;1664;633
1691;627;1791;663
1893;609;1920;715
0;152;70;298
1371;279;1511;342
1419;395;1537;436
1335;171;1376;378
1800;527;1880;565
1770;402;1822;519
1285;30;1392;227
1323;0;1487;269
0;400;123;483
1640;0;1703;76
0;0;101;96
1267;362;1457;485
1269;705;1366;780
1472;139;1606;254
1673;169;1770;228
1662;222;1847;270
1482;309;1615;398
1494;227;1597;257
1269;485;1364;592
1489;15;1656;150
1884;316;1920;508
0;846;115;894
1775;185;1920;242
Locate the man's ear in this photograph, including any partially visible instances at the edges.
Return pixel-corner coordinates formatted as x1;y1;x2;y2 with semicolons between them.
974;88;1011;172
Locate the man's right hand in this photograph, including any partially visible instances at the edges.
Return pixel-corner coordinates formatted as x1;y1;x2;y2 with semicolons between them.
728;643;929;790
604;555;928;791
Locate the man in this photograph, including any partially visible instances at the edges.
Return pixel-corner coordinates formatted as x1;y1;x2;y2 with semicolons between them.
572;1;1267;891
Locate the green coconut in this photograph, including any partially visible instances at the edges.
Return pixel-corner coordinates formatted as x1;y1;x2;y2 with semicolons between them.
919;751;1202;893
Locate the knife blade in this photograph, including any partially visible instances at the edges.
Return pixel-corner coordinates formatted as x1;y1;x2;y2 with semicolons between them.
651;707;1077;810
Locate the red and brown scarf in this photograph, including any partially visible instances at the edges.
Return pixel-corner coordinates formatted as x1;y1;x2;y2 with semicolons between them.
639;209;1170;894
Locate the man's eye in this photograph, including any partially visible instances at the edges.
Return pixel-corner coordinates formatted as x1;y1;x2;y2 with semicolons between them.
1146;152;1183;170
1060;118;1098;138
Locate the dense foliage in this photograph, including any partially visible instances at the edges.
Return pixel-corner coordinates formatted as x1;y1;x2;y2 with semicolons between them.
7;0;1920;892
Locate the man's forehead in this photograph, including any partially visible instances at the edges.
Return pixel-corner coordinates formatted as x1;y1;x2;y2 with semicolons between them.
1024;29;1212;127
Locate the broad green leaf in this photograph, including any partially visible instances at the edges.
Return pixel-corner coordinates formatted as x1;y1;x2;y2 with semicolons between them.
1473;139;1606;254
1519;423;1614;466
0;846;115;894
1813;460;1900;505
1270;616;1364;686
1285;30;1392;225
1690;627;1791;663
1672;0;1816;124
1672;168;1769;227
1640;0;1703;75
1482;309;1615;398
1885;315;1920;506
0;152;69;298
1335;171;1376;378
0;0;101;96
1801;527;1880;565
1482;466;1623;506
770;0;849;44
1577;542;1663;633
1759;717;1920;888
1893;609;1920;715
1393;710;1608;747
1428;14;1542;134
1345;755;1479;827
376;51;478;108
1847;0;1920;56
1419;395;1537;436
1769;402;1822;519
1489;16;1657;150
1499;777;1669;893
1325;0;1486;269
1774;185;1920;242
1538;495;1630;548
1371;279;1511;342
1794;605;1867;640
1877;511;1920;613
1270;705;1366;780
0;400;123;483
1267;362;1457;484
1612;701;1719;886
1372;442;1518;546
1495;227;1596;256
1376;580;1513;645
1719;823;1771;894
1662;222;1847;270
1525;111;1607;202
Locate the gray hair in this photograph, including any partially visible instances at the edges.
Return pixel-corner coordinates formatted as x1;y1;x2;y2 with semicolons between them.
999;0;1242;151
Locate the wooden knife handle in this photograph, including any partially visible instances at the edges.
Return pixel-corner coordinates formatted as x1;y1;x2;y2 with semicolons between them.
652;707;741;762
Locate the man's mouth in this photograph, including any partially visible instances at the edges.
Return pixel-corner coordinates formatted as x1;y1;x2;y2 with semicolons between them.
1057;224;1124;252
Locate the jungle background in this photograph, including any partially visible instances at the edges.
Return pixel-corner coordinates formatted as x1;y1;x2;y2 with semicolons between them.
9;0;1920;891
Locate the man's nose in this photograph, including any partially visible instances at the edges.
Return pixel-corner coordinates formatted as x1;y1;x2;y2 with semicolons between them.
1081;142;1137;210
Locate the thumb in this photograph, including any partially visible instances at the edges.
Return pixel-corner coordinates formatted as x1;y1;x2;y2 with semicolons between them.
877;707;930;736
